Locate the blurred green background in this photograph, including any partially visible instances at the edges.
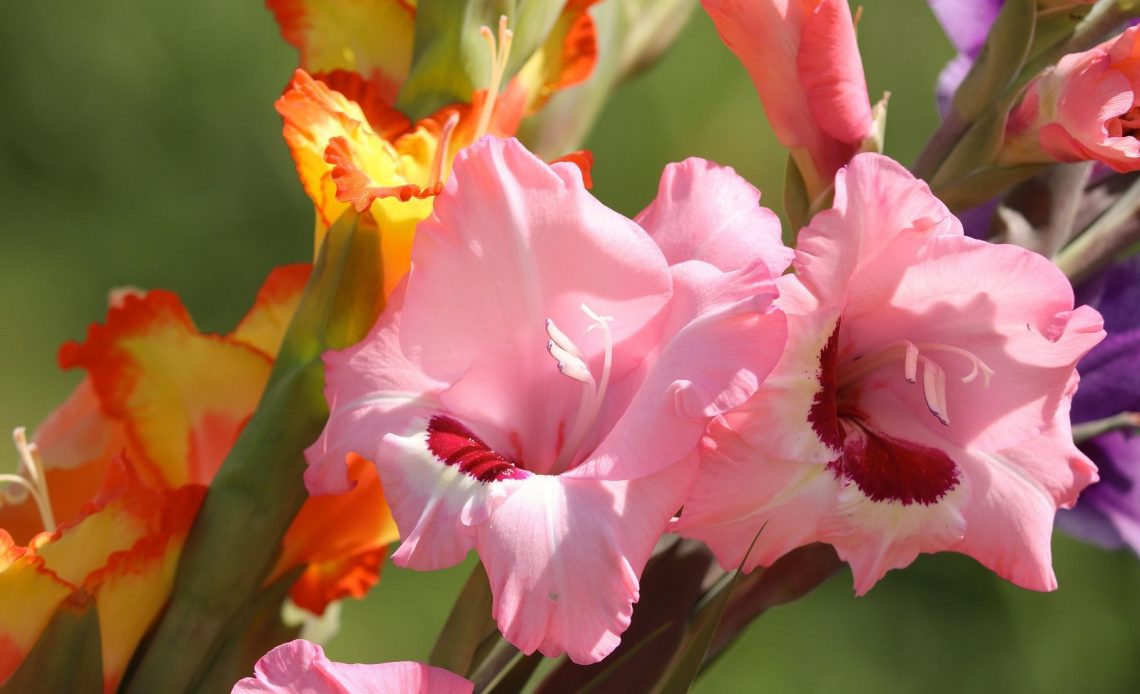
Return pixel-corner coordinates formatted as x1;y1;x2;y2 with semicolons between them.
1;1;1137;691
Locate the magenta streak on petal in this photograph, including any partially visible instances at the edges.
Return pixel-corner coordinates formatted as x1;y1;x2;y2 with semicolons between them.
828;422;961;506
813;324;961;505
427;415;528;483
808;325;843;451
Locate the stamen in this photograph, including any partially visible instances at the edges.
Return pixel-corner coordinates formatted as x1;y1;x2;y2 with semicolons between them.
427;112;460;188
904;341;919;383
547;303;615;470
0;428;56;532
840;340;995;427
474;15;514;141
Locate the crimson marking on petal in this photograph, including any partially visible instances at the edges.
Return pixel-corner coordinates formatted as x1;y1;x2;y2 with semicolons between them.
827;423;960;506
426;416;527;483
809;324;844;451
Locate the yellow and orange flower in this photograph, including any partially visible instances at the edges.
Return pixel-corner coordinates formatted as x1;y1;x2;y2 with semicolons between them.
0;264;397;690
269;0;599;294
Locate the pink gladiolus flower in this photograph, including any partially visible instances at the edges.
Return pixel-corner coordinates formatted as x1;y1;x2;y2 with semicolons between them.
702;0;874;196
233;640;472;694
305;137;791;663
679;153;1105;594
1003;26;1140;172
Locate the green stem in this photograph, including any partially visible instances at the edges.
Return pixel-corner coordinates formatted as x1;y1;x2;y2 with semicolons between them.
1072;412;1140;443
1054;176;1140;283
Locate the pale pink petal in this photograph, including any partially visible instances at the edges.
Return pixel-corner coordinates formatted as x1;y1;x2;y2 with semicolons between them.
475;458;697;664
950;375;1098;591
634;158;792;278
233;639;472;694
798;0;874;145
841;235;1105;453
398;137;672;475
794;153;963;309
678;423;839;572
572;261;786;481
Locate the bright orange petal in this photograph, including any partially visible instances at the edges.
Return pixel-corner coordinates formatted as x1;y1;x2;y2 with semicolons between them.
0;531;75;684
288;546;387;615
229;264;313;359
270;454;398;614
267;0;417;104
58;291;272;487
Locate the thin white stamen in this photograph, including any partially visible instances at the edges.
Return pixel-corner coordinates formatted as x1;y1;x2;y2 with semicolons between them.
548;303;615;470
474;16;513;141
546;317;583;359
1;428;56;532
904;341;919;383
841;339;994;427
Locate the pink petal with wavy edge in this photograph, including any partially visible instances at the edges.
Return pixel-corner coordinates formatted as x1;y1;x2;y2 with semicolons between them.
841;236;1105;453
233;639;472;694
795;153;962;308
678;423;838;572
476;457;697;664
634;158;792;278
398;137;672;475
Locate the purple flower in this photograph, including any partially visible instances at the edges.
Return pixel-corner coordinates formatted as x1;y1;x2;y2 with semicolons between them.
1058;255;1140;554
927;0;1003;113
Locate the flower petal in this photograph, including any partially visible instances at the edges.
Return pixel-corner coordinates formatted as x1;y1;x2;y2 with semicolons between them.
635;157;792;278
398;137;672;474
475;458;697;664
678;423;839;572
573;259;785;481
58;291;272;487
266;0;416;103
234;639;473;694
274;454;398;614
0;531;75;684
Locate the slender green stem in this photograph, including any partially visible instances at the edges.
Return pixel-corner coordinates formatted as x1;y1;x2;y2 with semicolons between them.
1072;412;1140;443
1054;176;1140;283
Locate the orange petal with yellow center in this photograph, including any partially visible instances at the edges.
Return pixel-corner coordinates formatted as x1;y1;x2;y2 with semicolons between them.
267;0;416;104
58;291;272;487
0;530;75;684
270;454;398;614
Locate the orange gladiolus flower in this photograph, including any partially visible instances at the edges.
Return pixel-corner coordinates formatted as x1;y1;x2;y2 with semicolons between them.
269;1;599;295
0;265;397;690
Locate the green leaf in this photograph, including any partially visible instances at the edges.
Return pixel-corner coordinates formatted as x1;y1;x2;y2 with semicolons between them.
0;595;102;693
397;0;566;120
123;211;385;693
430;562;498;676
